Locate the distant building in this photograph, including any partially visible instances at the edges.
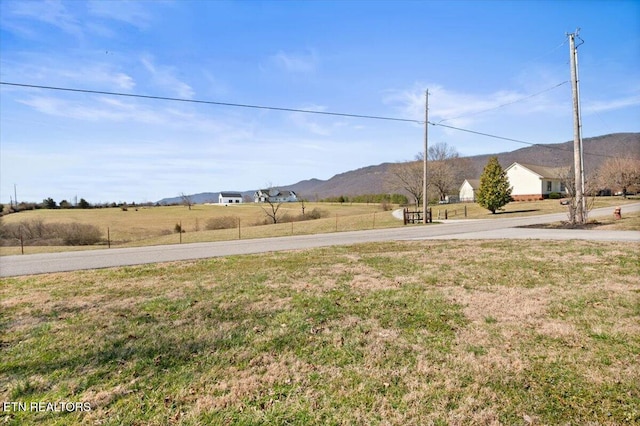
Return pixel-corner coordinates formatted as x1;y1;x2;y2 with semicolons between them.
459;179;480;202
254;189;298;203
218;192;243;204
505;162;566;201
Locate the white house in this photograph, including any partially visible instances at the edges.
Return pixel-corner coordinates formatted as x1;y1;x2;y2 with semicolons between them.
218;192;243;204
459;179;480;202
254;189;298;203
505;162;566;201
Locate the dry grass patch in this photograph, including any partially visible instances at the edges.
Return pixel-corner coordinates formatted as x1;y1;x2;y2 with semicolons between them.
1;239;639;425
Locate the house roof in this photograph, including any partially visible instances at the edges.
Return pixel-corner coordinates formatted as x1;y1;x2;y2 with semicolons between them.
255;189;296;197
461;179;480;189
506;162;567;179
220;192;242;198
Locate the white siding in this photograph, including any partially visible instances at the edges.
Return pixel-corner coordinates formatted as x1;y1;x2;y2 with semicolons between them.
459;180;476;202
506;164;541;196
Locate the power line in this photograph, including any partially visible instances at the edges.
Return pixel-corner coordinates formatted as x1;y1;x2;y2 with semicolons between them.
438;81;569;123
429;121;619;160
0;81;421;124
437;36;571;123
1;80;622;160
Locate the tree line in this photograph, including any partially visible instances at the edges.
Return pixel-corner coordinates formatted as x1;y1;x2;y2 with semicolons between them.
1;198;156;216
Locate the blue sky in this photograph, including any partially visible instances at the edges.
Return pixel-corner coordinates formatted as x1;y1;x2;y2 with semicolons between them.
1;0;638;204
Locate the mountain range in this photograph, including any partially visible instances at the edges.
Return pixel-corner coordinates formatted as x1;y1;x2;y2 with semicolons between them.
157;132;639;204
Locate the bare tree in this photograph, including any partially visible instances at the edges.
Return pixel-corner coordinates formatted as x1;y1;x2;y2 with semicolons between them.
425;142;469;202
557;166;598;225
424;142;471;202
387;159;423;207
259;186;284;224
596;157;640;198
387;142;472;206
180;193;194;210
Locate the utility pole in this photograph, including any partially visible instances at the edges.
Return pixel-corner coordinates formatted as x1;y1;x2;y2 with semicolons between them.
568;30;585;224
422;89;429;224
14;184;18;208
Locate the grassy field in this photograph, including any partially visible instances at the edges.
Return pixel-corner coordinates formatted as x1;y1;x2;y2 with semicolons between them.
1;197;637;256
1;239;639;425
0;202;397;255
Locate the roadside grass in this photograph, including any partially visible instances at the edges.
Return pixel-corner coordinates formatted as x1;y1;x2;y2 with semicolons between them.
520;210;640;231
443;196;638;220
1;239;639;425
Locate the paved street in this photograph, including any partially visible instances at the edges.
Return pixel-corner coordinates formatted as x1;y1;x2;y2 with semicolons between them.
1;203;638;277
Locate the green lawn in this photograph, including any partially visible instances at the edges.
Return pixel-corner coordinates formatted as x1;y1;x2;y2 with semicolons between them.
2;239;639;425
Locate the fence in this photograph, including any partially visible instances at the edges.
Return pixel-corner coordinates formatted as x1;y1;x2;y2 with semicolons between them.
403;208;432;224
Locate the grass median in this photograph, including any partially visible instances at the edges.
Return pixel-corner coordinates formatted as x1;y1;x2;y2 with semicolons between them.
1;239;639;425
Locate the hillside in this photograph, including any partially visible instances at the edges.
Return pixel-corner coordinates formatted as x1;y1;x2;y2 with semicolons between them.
465;132;640;177
282;132;639;200
159;133;639;203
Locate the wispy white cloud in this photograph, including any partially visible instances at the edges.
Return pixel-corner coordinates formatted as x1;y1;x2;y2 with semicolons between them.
384;82;569;128
17;96;158;123
583;94;640;114
8;0;83;38
141;55;195;99
87;0;152;30
269;50;319;73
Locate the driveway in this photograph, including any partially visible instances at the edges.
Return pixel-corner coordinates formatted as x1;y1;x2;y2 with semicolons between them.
1;203;638;277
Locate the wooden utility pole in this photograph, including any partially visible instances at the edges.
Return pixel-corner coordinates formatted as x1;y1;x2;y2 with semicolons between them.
568;31;585;224
423;90;429;224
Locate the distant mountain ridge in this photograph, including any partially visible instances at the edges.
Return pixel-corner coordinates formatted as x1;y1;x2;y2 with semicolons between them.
157;132;639;203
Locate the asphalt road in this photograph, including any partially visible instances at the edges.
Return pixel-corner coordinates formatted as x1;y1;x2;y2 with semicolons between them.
1;203;639;277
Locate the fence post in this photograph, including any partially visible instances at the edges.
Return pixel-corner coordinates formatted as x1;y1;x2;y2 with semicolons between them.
107;227;111;248
445;209;448;220
19;225;24;255
179;220;182;244
403;208;407;225
465;205;467;218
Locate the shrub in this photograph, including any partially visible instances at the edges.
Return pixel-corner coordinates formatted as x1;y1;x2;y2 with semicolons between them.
58;223;102;245
205;216;239;230
380;201;392;211
548;192;562;199
305;207;327;220
0;220;102;246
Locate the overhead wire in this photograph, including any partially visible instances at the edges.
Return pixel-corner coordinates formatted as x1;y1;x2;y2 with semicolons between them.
437;80;570;123
0;81;421;124
0;80;622;160
438;37;571;123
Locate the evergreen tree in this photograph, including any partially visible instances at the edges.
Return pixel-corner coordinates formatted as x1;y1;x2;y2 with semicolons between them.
43;197;57;209
79;198;91;209
476;157;512;214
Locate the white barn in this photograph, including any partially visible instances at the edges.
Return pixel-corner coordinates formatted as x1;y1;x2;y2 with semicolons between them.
218;192;243;204
459;179;480;202
504;162;566;201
